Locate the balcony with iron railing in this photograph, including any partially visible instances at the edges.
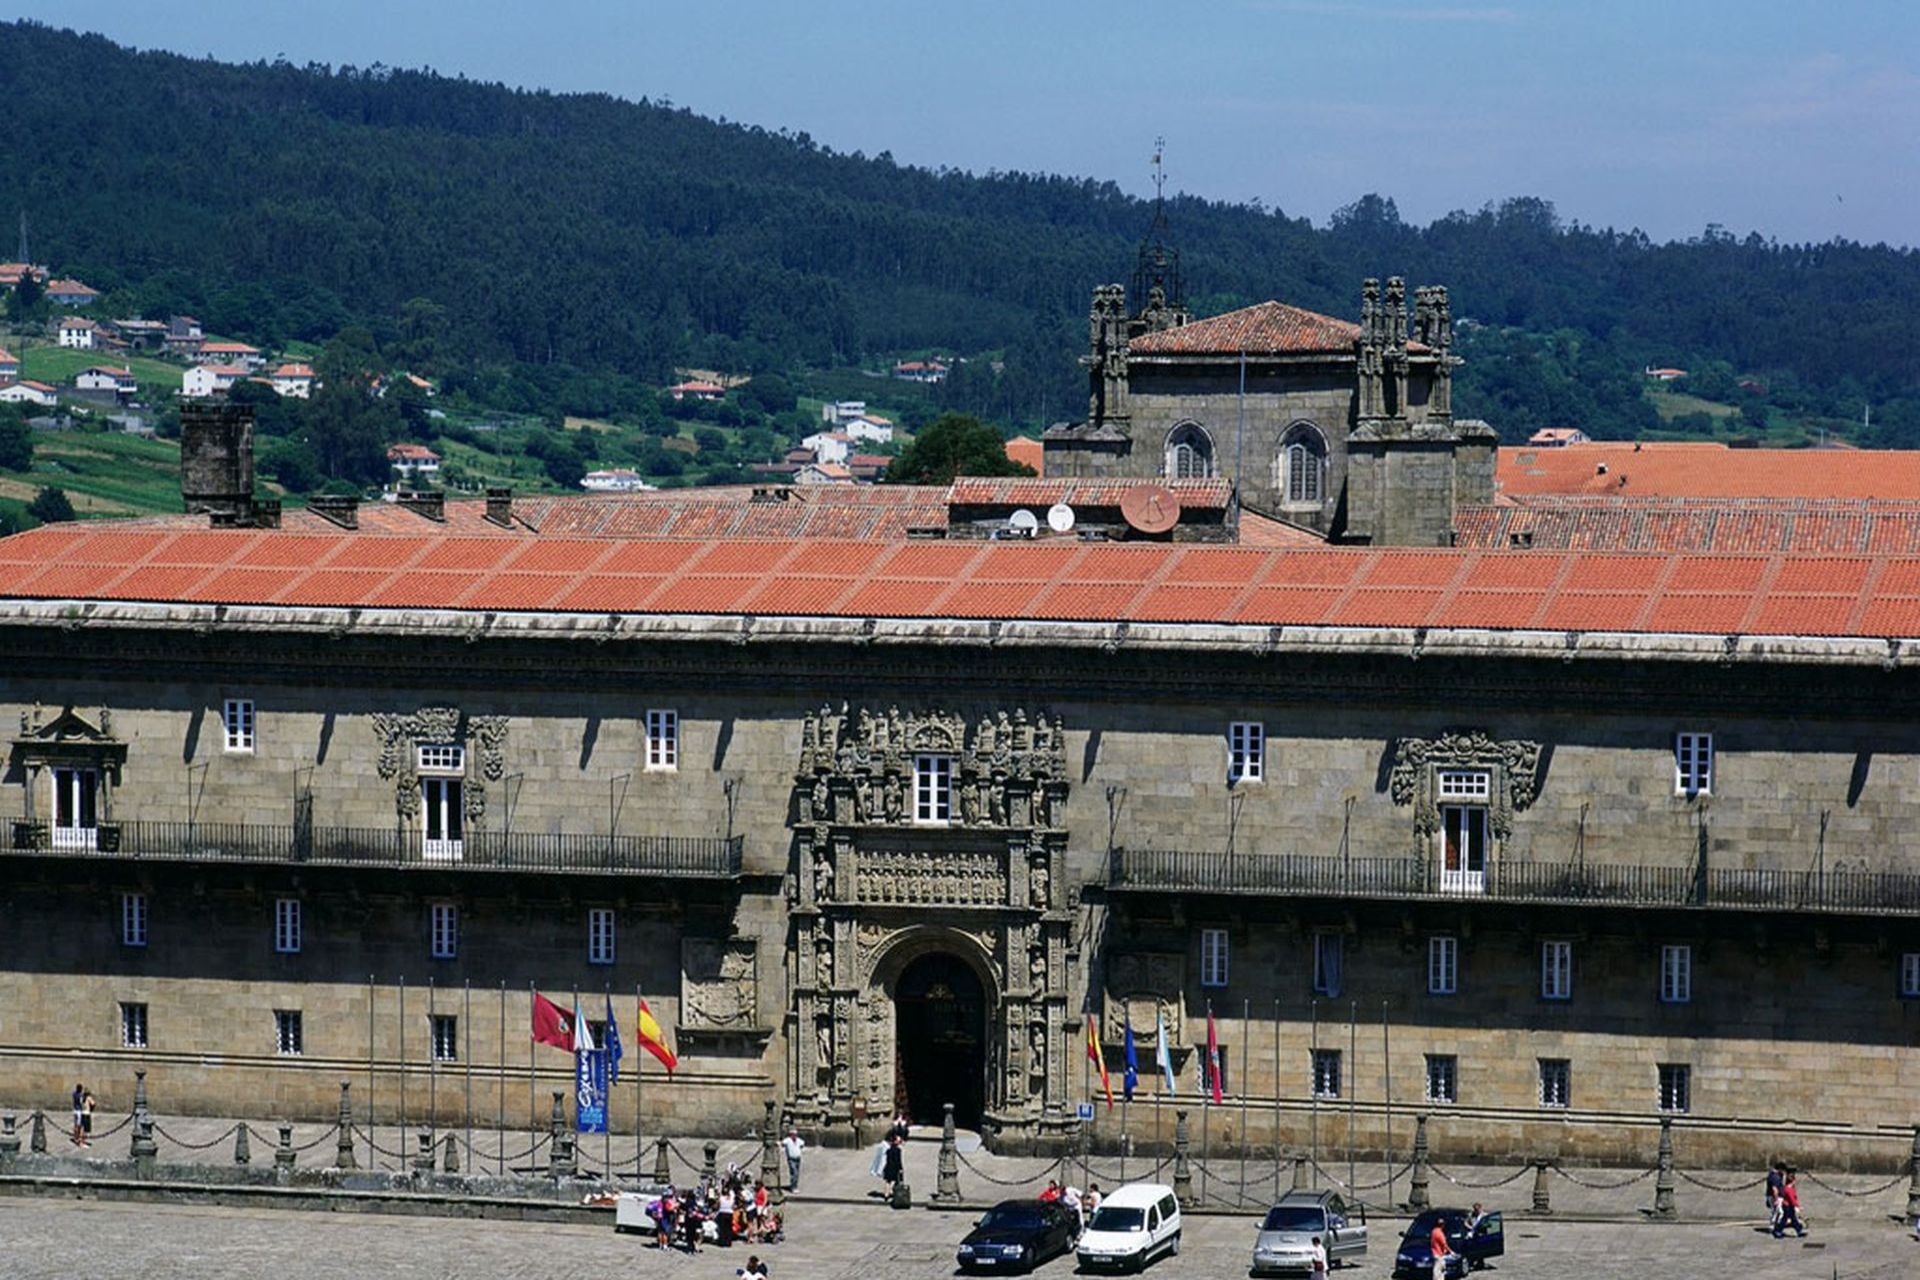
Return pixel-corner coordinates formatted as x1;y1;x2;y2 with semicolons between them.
8;818;743;879
1105;847;1920;917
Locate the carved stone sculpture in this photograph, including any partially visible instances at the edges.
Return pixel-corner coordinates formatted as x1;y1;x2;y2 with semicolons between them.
1389;729;1543;837
683;938;758;1029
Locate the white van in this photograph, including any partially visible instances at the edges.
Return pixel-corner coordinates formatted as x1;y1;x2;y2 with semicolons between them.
1075;1181;1182;1272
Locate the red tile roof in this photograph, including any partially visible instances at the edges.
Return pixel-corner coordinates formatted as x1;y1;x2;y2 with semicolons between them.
1458;497;1920;554
1004;435;1044;474
2;525;1915;640
947;477;1231;510
1498;443;1920;500
1128;300;1428;357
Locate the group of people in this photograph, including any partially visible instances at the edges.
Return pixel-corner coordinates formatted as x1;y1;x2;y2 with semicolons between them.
68;1083;96;1147
647;1164;782;1254
1037;1178;1103;1231
1764;1163;1808;1238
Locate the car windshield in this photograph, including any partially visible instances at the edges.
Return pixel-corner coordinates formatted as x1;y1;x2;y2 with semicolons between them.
1403;1213;1460;1240
1261;1206;1327;1232
1089;1206;1145;1233
980;1207;1043;1231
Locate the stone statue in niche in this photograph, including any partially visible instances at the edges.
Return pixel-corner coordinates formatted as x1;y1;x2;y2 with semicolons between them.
1028;1023;1046;1076
816;1019;833;1069
810;775;830;824
961;779;982;826
883;773;904;823
1028;944;1046;992
853;774;874;823
1029;852;1050;909
815;937;834;988
813;845;834;903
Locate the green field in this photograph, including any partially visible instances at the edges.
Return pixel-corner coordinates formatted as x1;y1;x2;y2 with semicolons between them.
17;345;185;391
1;429;185;517
1646;385;1739;421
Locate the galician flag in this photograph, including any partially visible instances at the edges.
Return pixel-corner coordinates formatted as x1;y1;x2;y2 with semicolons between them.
637;996;678;1073
1154;1008;1176;1096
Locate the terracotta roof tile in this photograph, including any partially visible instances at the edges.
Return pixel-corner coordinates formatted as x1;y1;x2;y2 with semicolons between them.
1126;300;1427;357
1497;443;1920;500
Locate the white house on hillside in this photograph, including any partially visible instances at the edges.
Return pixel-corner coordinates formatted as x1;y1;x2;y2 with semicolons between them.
270;363;316;398
194;342;263;370
844;414;894;444
387;443;441;477
181;364;246;398
0;381;57;407
75;366;138;399
800;430;853;464
581;469;657;493
57;317;98;350
821;400;867;424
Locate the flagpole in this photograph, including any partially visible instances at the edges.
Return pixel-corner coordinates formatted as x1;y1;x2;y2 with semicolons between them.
1200;999;1210;1208
528;981;536;1173
366;972;375;1172
1239;997;1249;1203
572;985;581;1143
603;982;612;1182
464;978;473;1173
1347;1000;1358;1199
1271;996;1281;1203
1382;1000;1394;1210
1309;998;1319;1182
497;980;506;1177
399;974;407;1146
635;981;644;1182
428;976;437;1150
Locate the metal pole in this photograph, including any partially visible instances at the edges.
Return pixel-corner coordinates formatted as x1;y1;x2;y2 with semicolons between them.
498;980;506;1176
1308;999;1319;1178
1081;1021;1092;1190
528;982;536;1173
1272;997;1281;1203
398;975;407;1145
1347;1000;1357;1198
366;973;375;1171
1382;1002;1394;1209
464;979;473;1174
1239;998;1249;1202
603;983;611;1182
428;976;437;1146
635;983;645;1181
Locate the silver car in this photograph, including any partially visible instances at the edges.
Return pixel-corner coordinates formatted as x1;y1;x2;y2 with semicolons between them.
1251;1190;1367;1275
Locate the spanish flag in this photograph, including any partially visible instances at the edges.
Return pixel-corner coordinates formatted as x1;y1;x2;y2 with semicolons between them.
1086;1016;1113;1110
637;996;678;1074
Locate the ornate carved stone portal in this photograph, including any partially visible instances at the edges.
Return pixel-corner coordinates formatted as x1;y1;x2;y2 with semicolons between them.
789;704;1073;1152
370;705;509;825
1389;728;1543;839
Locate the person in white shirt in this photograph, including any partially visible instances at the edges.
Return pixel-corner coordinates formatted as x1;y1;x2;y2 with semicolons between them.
1308;1235;1329;1280
779;1127;806;1191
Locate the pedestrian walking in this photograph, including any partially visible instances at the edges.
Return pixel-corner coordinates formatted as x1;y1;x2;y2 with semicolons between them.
780;1126;805;1191
1773;1170;1807;1238
654;1186;678;1251
881;1133;904;1187
69;1083;84;1147
1308;1234;1329;1280
1765;1161;1784;1232
80;1089;95;1147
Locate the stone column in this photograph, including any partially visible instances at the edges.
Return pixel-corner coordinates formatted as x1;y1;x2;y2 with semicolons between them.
233;1123;251;1166
0;1114;19;1173
335;1082;357;1171
1171;1110;1192;1206
548;1092;575;1179
933;1102;961;1204
442;1133;459;1173
1291;1150;1310;1191
1530;1157;1551;1214
702;1139;719;1183
129;1068;157;1178
760;1100;781;1200
29;1110;46;1154
274;1122;296;1178
1407;1114;1430;1210
1907;1125;1920;1221
653;1135;671;1185
1651;1117;1676;1220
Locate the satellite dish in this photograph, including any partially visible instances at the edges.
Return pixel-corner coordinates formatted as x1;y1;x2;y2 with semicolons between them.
1120;484;1180;535
1047;502;1077;533
1009;509;1040;537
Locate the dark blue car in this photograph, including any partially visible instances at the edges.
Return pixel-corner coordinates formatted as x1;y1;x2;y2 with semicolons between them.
1393;1209;1505;1279
956;1198;1079;1273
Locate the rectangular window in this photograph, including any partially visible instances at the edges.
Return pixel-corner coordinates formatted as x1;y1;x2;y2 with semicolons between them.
417;743;465;773
587;907;615;966
1312;930;1343;997
51;766;99;848
1538;1058;1570;1108
1675;733;1713;796
1903;953;1920;998
430;1014;458;1062
120;1001;148;1049
275;1009;303;1056
223;697;255;753
274;898;301;954
913;753;953;824
1228;721;1265;784
1199;928;1229;988
1425;1053;1458;1104
1660;944;1692;1003
1311;1048;1341;1099
430;903;458;960
645;708;679;771
1428;935;1458;995
1541;940;1572;1000
1658;1063;1691;1114
121;892;148;948
1436;770;1491;801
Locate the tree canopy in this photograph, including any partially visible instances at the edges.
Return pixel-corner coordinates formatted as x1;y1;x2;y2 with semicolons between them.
884;414;1034;484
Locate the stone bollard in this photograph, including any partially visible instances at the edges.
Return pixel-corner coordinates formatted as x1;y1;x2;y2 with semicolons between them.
1407;1115;1431;1210
549;1092;576;1180
1651;1116;1676;1220
1531;1157;1552;1214
702;1139;718;1183
30;1110;47;1154
934;1102;961;1203
1906;1125;1920;1222
233;1123;252;1166
1292;1150;1310;1191
335;1082;357;1172
653;1135;671;1186
442;1133;459;1174
760;1100;781;1199
130;1069;158;1177
274;1122;296;1176
1171;1110;1192;1206
411;1129;437;1176
0;1114;19;1173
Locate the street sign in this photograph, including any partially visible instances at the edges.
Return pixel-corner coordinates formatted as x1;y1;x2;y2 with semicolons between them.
1076;1101;1095;1122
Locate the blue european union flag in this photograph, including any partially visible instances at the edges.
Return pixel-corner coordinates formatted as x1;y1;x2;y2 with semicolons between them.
1122;1014;1139;1102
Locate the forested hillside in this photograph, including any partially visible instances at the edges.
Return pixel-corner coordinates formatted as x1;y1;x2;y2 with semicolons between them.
5;21;1918;443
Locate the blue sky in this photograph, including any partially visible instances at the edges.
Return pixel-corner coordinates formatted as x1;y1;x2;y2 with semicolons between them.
13;0;1917;245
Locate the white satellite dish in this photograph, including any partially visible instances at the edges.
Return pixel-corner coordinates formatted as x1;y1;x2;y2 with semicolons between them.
1009;509;1040;537
1047;502;1076;533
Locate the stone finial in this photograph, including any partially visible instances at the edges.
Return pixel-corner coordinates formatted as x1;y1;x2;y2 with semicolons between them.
760;1100;782;1200
1291;1150;1310;1191
548;1092;575;1179
933;1102;961;1203
1172;1109;1192;1206
1407;1114;1431;1210
1651;1116;1676;1219
30;1109;46;1154
442;1132;459;1174
702;1138;719;1182
653;1134;671;1185
274;1121;296;1173
335;1082;357;1171
1906;1124;1920;1220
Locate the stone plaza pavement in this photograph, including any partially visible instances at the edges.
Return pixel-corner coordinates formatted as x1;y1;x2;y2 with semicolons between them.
1;1196;1917;1280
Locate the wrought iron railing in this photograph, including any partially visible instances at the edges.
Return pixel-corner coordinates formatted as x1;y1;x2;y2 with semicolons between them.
8;818;742;878
1106;848;1920;916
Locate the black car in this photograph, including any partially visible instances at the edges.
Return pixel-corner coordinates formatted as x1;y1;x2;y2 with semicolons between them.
956;1198;1079;1272
1392;1209;1505;1279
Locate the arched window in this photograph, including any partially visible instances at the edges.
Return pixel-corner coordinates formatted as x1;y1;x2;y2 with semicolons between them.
1164;422;1215;479
1279;424;1327;505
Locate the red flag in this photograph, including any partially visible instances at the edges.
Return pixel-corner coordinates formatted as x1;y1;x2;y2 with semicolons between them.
1086;1016;1113;1110
1206;1007;1223;1105
531;991;574;1052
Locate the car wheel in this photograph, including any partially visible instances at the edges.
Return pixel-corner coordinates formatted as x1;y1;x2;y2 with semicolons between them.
1169;1232;1181;1257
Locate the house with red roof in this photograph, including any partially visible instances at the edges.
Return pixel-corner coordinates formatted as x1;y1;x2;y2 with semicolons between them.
44;279;101;307
56;316;99;350
667;380;725;401
181;364;248;398
1527;427;1590;447
0;379;57;407
269;363;316;399
194;341;264;371
386;442;441;477
891;359;949;383
0;348;17;384
74;365;138;400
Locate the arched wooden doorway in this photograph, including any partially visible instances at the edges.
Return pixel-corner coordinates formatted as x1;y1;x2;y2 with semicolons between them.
892;951;987;1129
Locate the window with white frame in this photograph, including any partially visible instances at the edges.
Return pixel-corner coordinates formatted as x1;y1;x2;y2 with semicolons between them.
1200;928;1229;988
1658;1062;1691;1114
1538;1058;1570;1108
1902;952;1920;998
1674;733;1713;796
1428;935;1458;995
1541;940;1572;1000
587;908;615;965
430;903;458;960
223;698;255;753
1312;930;1343;997
1228;721;1265;784
274;898;301;954
274;1009;303;1056
120;1001;148;1049
1437;770;1492;801
913;753;953;824
121;892;147;948
430;1014;458;1062
417;743;465;774
1659;944;1692;1003
1311;1048;1342;1099
1425;1054;1458;1104
645;709;678;771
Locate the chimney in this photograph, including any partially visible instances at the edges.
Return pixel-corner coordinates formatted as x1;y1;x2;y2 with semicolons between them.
309;495;359;529
180;402;255;524
484;486;514;527
398;490;446;522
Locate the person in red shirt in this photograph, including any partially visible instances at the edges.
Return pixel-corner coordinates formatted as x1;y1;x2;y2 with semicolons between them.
1429;1219;1455;1280
1774;1171;1808;1238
